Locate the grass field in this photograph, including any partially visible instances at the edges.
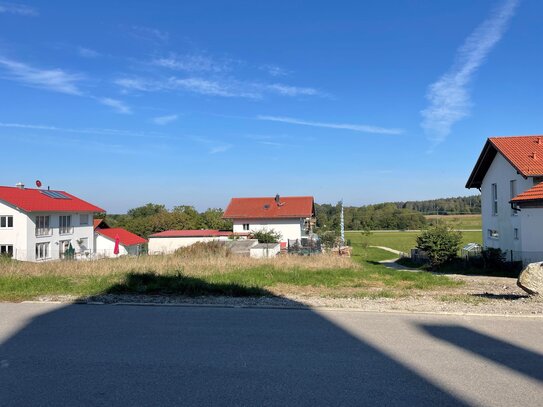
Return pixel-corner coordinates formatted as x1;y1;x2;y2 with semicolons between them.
425;214;482;230
0;241;461;301
347;230;483;254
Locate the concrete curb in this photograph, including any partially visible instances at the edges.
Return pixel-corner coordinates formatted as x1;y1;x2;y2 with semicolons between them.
20;299;543;318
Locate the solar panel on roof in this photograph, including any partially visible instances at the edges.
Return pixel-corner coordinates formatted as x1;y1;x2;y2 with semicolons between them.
40;190;71;200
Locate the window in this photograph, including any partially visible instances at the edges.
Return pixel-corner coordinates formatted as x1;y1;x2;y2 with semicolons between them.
0;216;13;228
80;214;89;225
510;180;518;215
514;228;519;240
488;229;499;239
0;245;13;257
35;215;51;236
243;223;250;231
491;183;498;215
59;215;72;235
59;240;71;258
79;237;88;251
35;242;50;260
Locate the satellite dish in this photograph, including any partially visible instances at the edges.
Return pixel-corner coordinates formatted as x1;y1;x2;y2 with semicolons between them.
36;180;42;188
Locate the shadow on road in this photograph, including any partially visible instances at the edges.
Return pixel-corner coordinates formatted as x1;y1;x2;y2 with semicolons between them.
419;324;543;383
0;273;474;406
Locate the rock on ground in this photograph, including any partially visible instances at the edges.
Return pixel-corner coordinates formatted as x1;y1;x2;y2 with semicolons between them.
518;262;543;295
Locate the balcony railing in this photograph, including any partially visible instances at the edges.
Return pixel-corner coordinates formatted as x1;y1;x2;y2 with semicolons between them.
35;228;52;237
59;226;74;235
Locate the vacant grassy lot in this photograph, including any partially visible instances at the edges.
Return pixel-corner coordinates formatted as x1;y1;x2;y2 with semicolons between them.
425;214;482;230
0;242;460;301
347;230;483;254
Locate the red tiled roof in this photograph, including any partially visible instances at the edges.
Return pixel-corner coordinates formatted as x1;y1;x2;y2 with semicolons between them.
0;186;104;213
95;227;147;246
511;182;543;204
223;196;314;219
149;229;232;238
467;136;543;189
94;219;108;229
490;136;543;176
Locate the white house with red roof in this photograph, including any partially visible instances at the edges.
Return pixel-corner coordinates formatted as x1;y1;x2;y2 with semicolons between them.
94;219;147;258
148;229;232;254
223;195;316;246
0;183;104;261
467;135;543;264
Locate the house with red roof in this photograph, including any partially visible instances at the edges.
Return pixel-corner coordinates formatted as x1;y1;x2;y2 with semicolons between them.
467;135;543;264
0;183;104;261
223;195;316;246
94;219;147;258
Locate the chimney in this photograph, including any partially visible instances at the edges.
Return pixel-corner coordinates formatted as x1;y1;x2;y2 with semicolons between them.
531;152;537;160
537;137;541;144
15;182;24;190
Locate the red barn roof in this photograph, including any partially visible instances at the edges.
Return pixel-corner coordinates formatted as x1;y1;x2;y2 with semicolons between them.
467;136;543;189
95;227;147;246
0;186;104;213
223;196;314;219
149;229;232;238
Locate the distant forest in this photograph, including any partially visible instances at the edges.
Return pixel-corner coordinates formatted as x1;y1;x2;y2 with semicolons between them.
103;196;481;237
315;195;481;232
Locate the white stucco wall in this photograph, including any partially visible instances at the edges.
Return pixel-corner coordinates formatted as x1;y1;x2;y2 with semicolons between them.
148;236;229;254
518;208;543;263
0;203;95;262
0;201;29;261
250;244;280;258
480;152;532;255
94;233;132;258
232;218;305;243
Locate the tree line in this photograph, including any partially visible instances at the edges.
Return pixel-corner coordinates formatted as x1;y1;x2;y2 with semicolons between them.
315;195;480;233
101;203;232;238
393;195;481;215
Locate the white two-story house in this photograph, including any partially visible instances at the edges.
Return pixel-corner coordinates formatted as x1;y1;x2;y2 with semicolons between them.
466;135;543;264
223;195;316;247
0;183;104;261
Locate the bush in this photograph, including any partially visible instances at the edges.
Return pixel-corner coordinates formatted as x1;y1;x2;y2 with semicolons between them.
416;225;462;269
250;228;282;244
320;231;339;249
481;247;506;270
175;241;231;258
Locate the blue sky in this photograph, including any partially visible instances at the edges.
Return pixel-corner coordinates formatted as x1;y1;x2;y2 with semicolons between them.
0;0;541;213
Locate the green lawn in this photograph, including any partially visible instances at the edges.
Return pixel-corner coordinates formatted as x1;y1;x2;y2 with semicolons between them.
0;244;461;302
347;230;483;254
425;214;482;230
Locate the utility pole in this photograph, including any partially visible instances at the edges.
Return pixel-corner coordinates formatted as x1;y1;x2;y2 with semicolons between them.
340;199;345;247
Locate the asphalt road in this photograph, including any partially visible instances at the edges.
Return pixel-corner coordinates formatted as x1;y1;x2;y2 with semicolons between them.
0;303;541;407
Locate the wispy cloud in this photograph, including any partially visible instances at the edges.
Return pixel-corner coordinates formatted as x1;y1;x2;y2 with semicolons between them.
260;64;289;77
77;46;100;58
266;83;319;97
152;114;178;125
257;115;403;135
0;56;83;95
0;121;171;140
421;0;519;145
0;2;37;16
189;135;233;154
209;144;232;154
98;98;132;114
127;25;169;43
152;53;230;73
116;75;322;99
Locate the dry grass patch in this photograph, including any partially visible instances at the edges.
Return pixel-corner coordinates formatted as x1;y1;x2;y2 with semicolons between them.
0;253;355;278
